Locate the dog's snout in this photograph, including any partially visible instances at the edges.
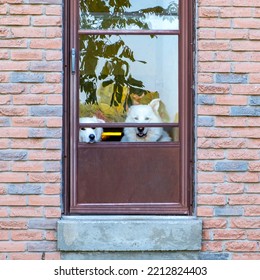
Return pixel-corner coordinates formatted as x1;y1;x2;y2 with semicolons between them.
137;127;144;132
89;134;95;140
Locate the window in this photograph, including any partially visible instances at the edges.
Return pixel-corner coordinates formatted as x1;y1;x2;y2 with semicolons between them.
64;0;194;214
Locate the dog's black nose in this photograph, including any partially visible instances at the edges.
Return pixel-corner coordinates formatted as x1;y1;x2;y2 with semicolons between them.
89;134;95;140
137;127;144;132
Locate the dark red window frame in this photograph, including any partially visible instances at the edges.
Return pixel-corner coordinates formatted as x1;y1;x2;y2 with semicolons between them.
63;0;194;215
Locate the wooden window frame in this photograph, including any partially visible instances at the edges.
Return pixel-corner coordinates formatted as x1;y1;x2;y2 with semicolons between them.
63;0;194;215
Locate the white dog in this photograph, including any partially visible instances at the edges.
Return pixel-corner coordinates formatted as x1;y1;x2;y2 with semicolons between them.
79;116;105;143
121;99;171;142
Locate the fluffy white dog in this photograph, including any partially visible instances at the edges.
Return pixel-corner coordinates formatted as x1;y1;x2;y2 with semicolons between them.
121;99;171;142
79;116;105;143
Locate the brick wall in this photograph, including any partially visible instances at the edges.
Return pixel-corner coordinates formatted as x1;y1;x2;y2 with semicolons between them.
0;0;62;260
1;0;260;260
197;0;260;259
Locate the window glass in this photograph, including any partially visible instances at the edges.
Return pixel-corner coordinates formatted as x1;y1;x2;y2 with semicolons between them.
79;0;179;30
79;35;178;123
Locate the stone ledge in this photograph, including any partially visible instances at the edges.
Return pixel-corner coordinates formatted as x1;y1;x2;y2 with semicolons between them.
57;216;202;256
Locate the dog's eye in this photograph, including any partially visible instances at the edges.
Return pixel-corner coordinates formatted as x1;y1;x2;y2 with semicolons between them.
91;127;96;130
145;117;150;120
134;117;139;120
81;128;86;131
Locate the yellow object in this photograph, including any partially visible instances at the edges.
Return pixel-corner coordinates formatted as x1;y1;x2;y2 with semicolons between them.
102;132;122;136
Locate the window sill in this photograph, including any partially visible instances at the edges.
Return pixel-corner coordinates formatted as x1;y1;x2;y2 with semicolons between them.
57;216;202;260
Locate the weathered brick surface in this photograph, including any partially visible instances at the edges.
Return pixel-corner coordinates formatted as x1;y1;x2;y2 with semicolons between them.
1;0;259;260
197;0;260;259
0;0;62;259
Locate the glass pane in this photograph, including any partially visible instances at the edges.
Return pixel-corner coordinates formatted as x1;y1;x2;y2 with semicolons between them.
79;0;179;30
79;126;179;143
79;35;178;124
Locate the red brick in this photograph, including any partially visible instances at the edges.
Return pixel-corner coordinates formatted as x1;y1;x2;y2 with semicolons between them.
11;139;44;149
46;50;62;61
0;242;26;252
0;61;29;71
47;118;62;127
227;150;259;160
246;184;260;193
215;96;248;105
0;230;9;240
47;95;62;105
232;253;260;260
12;161;44;172
198;40;230;51
198;84;229;94
231;218;260;229
0;128;29;138
9;5;42;15
28;151;61;161
10;207;43;217
202;241;223;252
11;50;43;61
198;173;225;183
13;95;46;105
197;184;214;194
197;206;214;217
11;27;45;38
228;195;260;205
221;7;252;17
249;162;260;172
198;105;230;115
28;195;60;206
0;220;27;230
46;27;62;38
33;16;62;26
215;183;244;194
216;117;247;127
197;127;230;138
199;0;233;6
197;162;214;171
247;230;260;240
45;6;62;16
0;196;26;206
45;207;61;218
213;229;246;240
12;117;45;127
198;18;231;28
30;84;62;94
44;184;61;195
203;219;227;229
0;173;27;183
199;62;231;72
30;39;62;49
197;195;226;205
45;73;62;83
0;208;8;217
44;252;60;260
11;230;43;241
9;253;43;260
226;241;258;252
199;7;220;17
233;18;260;29
197;149;225;159
46;230;57;241
228;173;259;183
0;16;30;26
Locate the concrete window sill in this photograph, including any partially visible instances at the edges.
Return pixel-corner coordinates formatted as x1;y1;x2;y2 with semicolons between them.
57;216;202;260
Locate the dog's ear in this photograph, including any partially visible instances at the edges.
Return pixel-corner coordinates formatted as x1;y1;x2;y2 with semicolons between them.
149;98;161;113
97;118;105;123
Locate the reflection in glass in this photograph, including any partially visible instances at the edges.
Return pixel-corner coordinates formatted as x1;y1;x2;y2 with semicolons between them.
79;0;179;30
79;35;178;123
